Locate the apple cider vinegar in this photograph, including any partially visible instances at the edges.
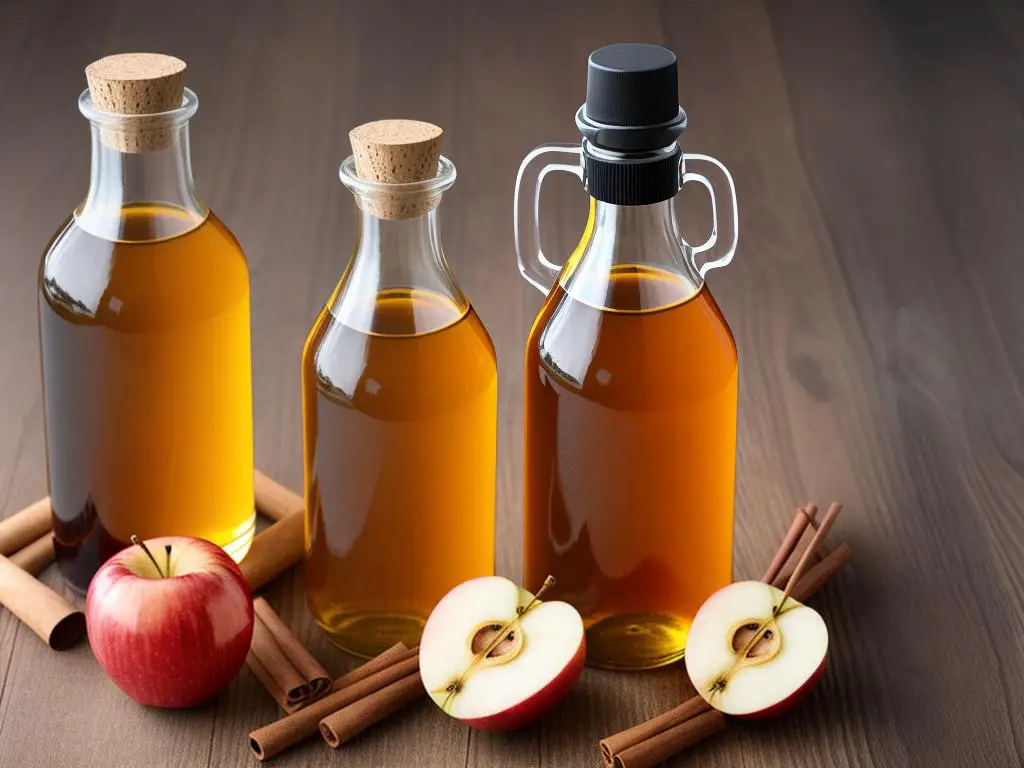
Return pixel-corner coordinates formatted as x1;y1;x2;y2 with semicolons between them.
303;288;496;658
524;266;737;669
302;121;497;658
40;206;255;592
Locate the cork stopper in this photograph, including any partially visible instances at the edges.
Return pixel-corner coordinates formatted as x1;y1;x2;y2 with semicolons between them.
85;53;187;153
348;120;444;219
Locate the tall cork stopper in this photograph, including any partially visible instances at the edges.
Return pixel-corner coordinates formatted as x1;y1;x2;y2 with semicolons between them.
85;53;187;153
349;120;444;220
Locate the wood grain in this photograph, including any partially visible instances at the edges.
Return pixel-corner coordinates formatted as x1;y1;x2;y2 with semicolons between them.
0;0;1019;765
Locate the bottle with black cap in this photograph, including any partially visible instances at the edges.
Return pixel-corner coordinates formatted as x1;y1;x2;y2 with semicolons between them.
515;43;740;670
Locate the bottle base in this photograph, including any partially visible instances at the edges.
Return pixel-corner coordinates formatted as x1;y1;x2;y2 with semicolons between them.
313;609;425;659
584;613;690;670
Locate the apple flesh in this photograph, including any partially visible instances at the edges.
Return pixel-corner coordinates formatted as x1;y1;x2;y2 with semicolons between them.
86;536;254;708
419;576;585;730
684;580;828;718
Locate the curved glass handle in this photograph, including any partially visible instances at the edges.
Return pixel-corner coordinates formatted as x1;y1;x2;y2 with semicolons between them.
514;143;584;294
680;153;739;277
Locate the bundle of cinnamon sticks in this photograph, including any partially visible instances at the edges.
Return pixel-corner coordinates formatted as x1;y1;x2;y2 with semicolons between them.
599;502;852;768
248;639;424;761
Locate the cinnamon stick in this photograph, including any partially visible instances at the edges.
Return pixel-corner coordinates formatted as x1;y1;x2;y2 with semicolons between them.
331;642;416;691
0;497;51;557
761;504;817;583
239;511;305;592
0;553;84;649
599;693;711;764
247;597;330;711
613;710;725;768
319;671;424;748
8;534;55;576
254;471;304;522
247;650;294;711
249;646;420;761
249;614;311;710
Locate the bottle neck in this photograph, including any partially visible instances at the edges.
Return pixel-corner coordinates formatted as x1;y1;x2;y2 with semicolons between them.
330;199;467;335
561;195;702;310
77;119;206;241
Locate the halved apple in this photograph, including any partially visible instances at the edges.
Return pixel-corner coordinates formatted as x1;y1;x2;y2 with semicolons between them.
419;576;585;730
684;580;828;718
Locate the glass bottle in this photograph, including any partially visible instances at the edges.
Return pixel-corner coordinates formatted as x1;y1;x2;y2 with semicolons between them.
303;121;497;658
515;44;740;669
39;54;255;592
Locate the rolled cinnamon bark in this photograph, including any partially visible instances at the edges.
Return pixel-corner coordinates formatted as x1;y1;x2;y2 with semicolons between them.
0;497;51;557
239;511;305;592
331;643;416;692
254;471;304;522
319;671;424;748
247;650;294;711
254;598;330;700
249;613;310;708
761;504;816;583
0;553;84;649
613;710;725;768
8;535;55;576
772;508;835;586
599;694;710;765
249;649;420;761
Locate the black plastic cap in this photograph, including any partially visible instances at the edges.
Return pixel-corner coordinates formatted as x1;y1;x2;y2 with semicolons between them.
587;43;678;125
576;43;687;152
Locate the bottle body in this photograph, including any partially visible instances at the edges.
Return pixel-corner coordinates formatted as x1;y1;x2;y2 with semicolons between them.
522;201;737;670
303;155;497;658
40;205;255;592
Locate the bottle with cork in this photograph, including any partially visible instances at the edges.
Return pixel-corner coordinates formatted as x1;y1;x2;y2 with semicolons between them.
38;54;256;592
302;120;497;658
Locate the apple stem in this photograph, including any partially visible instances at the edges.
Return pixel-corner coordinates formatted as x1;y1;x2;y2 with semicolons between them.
517;575;556;616
165;544;172;577
130;534;166;578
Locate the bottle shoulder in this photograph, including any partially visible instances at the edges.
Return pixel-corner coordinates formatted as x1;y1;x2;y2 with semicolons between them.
40;209;250;327
528;281;736;406
305;300;496;417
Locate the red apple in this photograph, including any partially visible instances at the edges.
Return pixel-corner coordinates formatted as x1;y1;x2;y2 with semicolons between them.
86;536;253;708
684;580;828;718
419;576;585;730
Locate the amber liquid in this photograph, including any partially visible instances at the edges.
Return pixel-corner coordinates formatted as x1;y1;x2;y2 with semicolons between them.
524;264;737;669
303;287;497;658
39;205;255;592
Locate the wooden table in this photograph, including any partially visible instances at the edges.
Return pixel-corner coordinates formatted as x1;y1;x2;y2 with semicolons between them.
1;1;1021;765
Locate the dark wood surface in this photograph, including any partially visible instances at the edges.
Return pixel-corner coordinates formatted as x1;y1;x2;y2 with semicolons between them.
1;0;1021;765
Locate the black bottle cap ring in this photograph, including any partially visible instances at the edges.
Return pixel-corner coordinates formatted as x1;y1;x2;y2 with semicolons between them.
582;140;682;206
575;104;687;153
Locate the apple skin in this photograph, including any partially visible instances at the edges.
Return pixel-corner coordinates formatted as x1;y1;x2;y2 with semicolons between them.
459;636;586;731
733;657;827;719
86;536;253;708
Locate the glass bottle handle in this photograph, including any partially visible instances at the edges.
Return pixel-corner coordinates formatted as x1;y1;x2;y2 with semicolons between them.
679;153;739;277
514;143;584;294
